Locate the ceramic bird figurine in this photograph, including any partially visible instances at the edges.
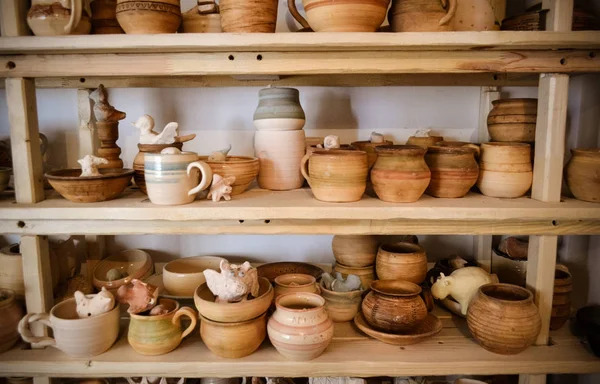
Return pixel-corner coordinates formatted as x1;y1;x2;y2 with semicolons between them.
74;287;115;318
207;174;236;202
323;135;341;149
370;132;385;143
78;155;109;177
203;260;260;303
116;279;159;314
133;115;180;145
89;84;126;122
208;144;232;161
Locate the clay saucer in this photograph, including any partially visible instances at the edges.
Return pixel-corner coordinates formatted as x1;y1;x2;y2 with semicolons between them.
353;312;442;346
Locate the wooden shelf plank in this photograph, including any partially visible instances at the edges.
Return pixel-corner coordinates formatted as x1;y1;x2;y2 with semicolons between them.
0;189;599;235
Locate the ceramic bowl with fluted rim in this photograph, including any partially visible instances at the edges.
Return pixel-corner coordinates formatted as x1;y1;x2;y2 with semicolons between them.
163;256;226;297
92;249;154;292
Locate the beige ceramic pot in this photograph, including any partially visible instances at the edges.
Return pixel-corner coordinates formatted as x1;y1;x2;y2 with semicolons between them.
220;0;278;32
27;0;92;36
350;140;393;171
268;292;334;361
376;242;427;284
487;99;538;143
163;256;225;297
128;299;197;355
18;296;120;358
91;0;124;33
200;312;267;358
425;145;479;198
371;145;431;203
182;3;222;33
406;135;444;148
332;235;379;267
333;262;375;290
0;289;24;353
565;148;600;203
133;142;183;195
452;0;499;31
274;274;320;300
116;0;182;34
476;142;533;198
92;249;154;293
389;0;457;32
254;130;306;191
289;0;390;32
320;282;362;323
301;149;368;203
199;156;260;196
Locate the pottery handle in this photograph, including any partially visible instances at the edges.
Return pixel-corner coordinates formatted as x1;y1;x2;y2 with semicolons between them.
300;152;313;188
465;143;481;158
173;306;198;341
288;0;311;29
438;0;457;26
64;0;83;34
18;313;57;348
187;161;214;196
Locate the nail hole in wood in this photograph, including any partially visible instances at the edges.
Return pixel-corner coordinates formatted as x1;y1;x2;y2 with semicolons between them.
560;58;567;65
590;52;597;58
228;55;235;61
552;220;558;226
438;341;444;345
264;220;271;224
6;61;16;70
238;220;244;223
493;74;499;81
79;78;86;83
399;347;405;350
17;221;25;228
257;54;263;61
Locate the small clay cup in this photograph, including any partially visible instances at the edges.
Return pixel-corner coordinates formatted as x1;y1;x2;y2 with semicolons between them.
200;312;267;358
274;274;320;300
332;235;379;267
320;281;362;322
376;242;428;284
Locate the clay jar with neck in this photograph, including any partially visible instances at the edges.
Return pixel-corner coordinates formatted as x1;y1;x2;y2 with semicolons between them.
133;142;183;194
253;87;306;131
565;148;600;203
425;144;479;198
476;142;532;198
27;0;92;36
371;145;431;203
0;289;24;354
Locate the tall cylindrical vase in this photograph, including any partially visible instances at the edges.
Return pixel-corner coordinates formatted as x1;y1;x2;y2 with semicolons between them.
254;130;305;190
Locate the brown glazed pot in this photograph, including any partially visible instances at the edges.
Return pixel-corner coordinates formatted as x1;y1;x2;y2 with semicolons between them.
467;283;541;355
0;289;24;353
116;0;182;34
333;262;375;291
425;145;479;198
371;145;431;203
565;148;600;203
220;0;278;32
487;98;537;143
332;235;379;267
551;265;572;331
133;142;183;194
389;0;457;32
376;242;427;284
91;0;124;34
362;280;429;333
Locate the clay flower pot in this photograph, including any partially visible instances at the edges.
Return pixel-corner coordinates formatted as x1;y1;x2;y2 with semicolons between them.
288;0;391;32
199;156;260;196
254;130;306;191
268;292;334;361
477;142;533;198
133;142;183;195
220;0;278;32
200;312;267;358
116;0;182;34
274;274;320;300
371;145;431;203
0;289;24;354
320;282;362;323
467;283;541;355
487;99;538;143
332;235;379;267
389;0;457;32
566;148;600;203
376;242;427;284
333;262;375;290
425;145;479;198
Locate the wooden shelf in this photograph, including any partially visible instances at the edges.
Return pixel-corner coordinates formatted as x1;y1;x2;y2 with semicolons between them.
0;189;599;235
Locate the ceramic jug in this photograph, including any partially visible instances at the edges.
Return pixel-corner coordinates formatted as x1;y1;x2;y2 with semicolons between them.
565;148;600;203
27;0;92;36
453;0;499;31
289;0;390;32
389;0;457;32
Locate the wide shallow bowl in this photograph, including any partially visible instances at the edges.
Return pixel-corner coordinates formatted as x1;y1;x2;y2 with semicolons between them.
92;249;153;292
198;156;259;196
46;168;133;203
163;256;225;297
194;277;273;322
200;312;267;358
257;262;324;283
353;312;442;346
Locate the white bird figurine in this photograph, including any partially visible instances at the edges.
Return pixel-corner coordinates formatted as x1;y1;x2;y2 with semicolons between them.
78;155;109;177
208;144;232;161
133;115;180;145
207;174;236;202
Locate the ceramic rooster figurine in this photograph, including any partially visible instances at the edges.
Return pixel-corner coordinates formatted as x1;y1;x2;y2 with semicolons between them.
89;84;126;122
203;260;260;303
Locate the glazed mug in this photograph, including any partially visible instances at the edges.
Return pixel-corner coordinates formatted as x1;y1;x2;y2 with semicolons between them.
145;151;213;205
18;297;120;358
128;298;197;355
301;149;368;203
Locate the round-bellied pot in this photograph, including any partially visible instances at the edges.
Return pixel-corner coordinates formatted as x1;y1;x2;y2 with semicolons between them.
254;130;305;191
199;156;259;196
288;0;390;32
253;87;305;131
200;312;267;358
389;0;457;32
0;289;24;353
362;280;429;333
565;148;600;203
467;283;541;355
116;0;182;34
133;142;183;194
487;98;537;143
350;140;393;171
91;0;124;34
220;0;278;32
332;235;379;267
425;145;479;198
333;262;375;290
406;135;444;148
376;242;427;284
320;282;362;323
268;292;334;361
371;145;431;203
551;266;572;331
274;274;320;300
476;142;533;198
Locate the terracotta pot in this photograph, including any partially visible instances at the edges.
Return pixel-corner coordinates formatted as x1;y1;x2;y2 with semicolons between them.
301;149;368;202
333;262;375;290
128;299;197;355
467;283;541;355
425;145;479;198
253;87;306;131
362;280;429;333
487;99;538;143
350;140;393;171
18;297;120;358
332;235;379;267
288;0;390;32
92;249;154;293
376;242;427;284
389;0;457;32
274;274;320;300
268;292;334;361
133;142;183;195
476;142;533;198
566;148;600;203
182;3;222;33
91;0;124;34
320;282;362;322
163;256;225;297
0;289;24;353
406;135;444;148
551;266;572;331
220;0;278;32
27;0;92;36
116;0;182;34
371;145;431;203
254;130;305;191
199;156;259;196
200;312;267;358
453;0;499;31
46;168;134;203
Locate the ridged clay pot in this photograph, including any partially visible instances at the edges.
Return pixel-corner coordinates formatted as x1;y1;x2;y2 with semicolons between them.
274;274;320;300
268;293;334;361
116;0;182;34
91;0;124;34
200;312;267;358
350;140;393;171
288;0;391;32
425;145;479;198
220;0;278;32
467;283;541;355
406;135;444;148
333;262;375;290
0;289;24;353
332;235;379;267
253;87;305;131
199;156;259;196
376;242;427;284
565;148;600;203
133;142;183;194
389;0;457;32
487;99;537;143
476;142;532;198
254;130;305;190
371;145;431;203
320;282;362;323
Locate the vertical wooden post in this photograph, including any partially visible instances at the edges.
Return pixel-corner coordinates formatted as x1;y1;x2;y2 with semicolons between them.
0;0;30;37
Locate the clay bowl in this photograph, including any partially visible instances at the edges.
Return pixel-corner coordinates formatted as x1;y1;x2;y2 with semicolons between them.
333;262;375;290
198;156;259;196
163;256;225;297
353;312;442;346
46;168;134;203
257;262;324;283
194;277;273;322
576;305;600;357
116;0;182;34
331;235;379;267
320;281;362;322
274;273;320;300
200;312;267;358
92;249;153;292
0;167;11;192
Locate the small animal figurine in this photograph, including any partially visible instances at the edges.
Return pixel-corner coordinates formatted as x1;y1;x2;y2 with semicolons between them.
208;144;232;161
207;174;236;202
116;279;159;314
78;155;109;177
89;84;126;122
370;131;385;143
149;304;169;316
203;260;260;303
431;267;497;315
74;287;115;318
133;115;179;145
323;135;341;149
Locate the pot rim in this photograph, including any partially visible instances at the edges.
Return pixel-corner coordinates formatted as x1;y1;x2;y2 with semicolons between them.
199;155;259;164
50;296;119;322
0;288;16;308
478;283;533;304
275;273;316;288
45;168;134;181
137;142;183;151
370;279;422;297
129;298;180;320
351;140;393;146
481;142;531;148
334;261;374;271
379;241;425;255
274;292;325;312
570;148;600;157
375;144;427;155
491;98;538;105
311;149;366;157
319;280;362;296
426;145;478;155
199;311;267;326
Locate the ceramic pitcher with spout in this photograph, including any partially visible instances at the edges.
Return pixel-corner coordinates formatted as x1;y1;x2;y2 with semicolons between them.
389;0;457;32
27;0;92;36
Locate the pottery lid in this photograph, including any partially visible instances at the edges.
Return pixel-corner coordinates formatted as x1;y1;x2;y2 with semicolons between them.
375;145;427;155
